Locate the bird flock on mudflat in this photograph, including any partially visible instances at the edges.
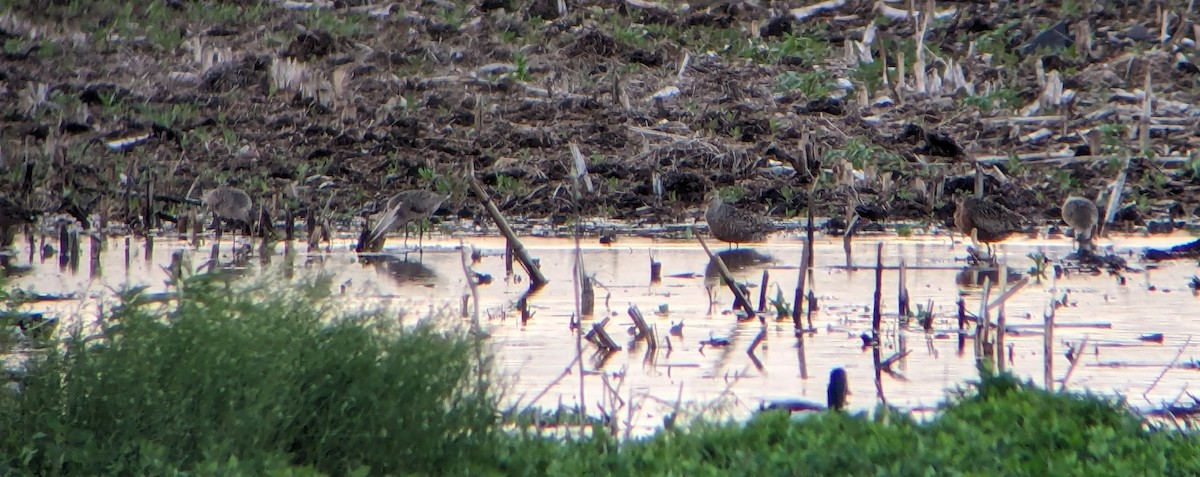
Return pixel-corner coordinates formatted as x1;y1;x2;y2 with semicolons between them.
703;187;1107;261
0;180;1108;259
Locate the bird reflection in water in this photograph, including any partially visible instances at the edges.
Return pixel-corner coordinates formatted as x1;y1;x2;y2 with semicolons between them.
704;249;774;312
955;266;1025;289
363;254;437;284
703;249;774;283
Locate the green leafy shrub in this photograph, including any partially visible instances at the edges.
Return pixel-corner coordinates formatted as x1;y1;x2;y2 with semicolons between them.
0;273;495;475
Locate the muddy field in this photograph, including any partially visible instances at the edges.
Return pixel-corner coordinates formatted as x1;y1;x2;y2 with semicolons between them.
1;0;1198;235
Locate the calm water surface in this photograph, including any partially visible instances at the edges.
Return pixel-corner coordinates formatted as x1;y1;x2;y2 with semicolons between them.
6;229;1199;432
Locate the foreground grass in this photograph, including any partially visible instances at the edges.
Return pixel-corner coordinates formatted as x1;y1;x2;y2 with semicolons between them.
2;274;1198;476
488;372;1200;477
0;275;495;475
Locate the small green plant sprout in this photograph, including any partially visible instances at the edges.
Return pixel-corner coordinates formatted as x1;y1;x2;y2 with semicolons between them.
774;70;834;98
769;284;792;320
915;302;935;330
1027;251;1048;282
717;185;745;203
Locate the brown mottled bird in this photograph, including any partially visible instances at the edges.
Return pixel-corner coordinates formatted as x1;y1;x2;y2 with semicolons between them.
705;193;774;246
1061;196;1099;252
203;186;252;225
358;190;448;252
953;195;1025;258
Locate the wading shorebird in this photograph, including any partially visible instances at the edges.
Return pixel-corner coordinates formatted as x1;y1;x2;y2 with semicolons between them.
1061;196;1099;252
358;189;448;253
704;192;775;247
203;186;252;234
953;195;1025;260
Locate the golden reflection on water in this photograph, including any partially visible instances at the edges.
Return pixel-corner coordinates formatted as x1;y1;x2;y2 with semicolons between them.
4;230;1200;432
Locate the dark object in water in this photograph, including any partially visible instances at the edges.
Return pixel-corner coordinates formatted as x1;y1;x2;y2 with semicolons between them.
699;335;731;348
704;249;773;279
1188;276;1200;292
827;367;848;411
5;311;58;340
1138;333;1165;344
759;399;823;413
1145;238;1200;261
821;216;848;235
1146;220;1177;235
363;254;437;283
859;332;877;348
1064;248;1127;271
473;271;493;285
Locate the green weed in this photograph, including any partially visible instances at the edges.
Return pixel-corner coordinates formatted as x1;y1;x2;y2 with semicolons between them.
0;273;495;475
774;70;834;98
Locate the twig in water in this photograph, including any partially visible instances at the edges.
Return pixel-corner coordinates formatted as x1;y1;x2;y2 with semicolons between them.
1043;304;1055;390
871;242;883;337
1059;336;1089;392
692;227;756;320
457;239;483;334
1143;336;1192;404
521;354;582;416
843;214;860;269
627;304;658;350
791;237;810;330
756;270;769;313
466;161;548;287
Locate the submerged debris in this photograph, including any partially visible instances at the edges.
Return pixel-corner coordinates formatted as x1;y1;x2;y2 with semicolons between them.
1145;239;1200;261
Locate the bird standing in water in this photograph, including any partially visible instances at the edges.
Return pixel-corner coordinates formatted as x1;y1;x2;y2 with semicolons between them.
358;189;448;252
705;192;774;247
203;186;252;237
953;195;1025;260
1061;196;1099;253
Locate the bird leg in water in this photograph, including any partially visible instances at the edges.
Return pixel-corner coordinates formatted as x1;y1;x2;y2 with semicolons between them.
964;228;999;265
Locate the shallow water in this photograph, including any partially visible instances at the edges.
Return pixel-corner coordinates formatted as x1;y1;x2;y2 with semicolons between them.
5;229;1200;433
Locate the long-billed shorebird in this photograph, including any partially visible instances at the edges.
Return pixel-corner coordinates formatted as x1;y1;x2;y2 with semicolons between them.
704;192;774;247
1061;196;1099;252
953;195;1025;259
358;189;448;252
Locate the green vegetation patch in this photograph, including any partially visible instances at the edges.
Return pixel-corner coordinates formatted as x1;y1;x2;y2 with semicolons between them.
0;273;495;475
1;276;1198;475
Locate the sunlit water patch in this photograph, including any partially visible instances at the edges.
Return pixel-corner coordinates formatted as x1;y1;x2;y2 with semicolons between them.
4;230;1200;433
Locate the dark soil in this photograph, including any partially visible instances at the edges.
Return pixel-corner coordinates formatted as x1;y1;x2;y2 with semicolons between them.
1;0;1199;236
